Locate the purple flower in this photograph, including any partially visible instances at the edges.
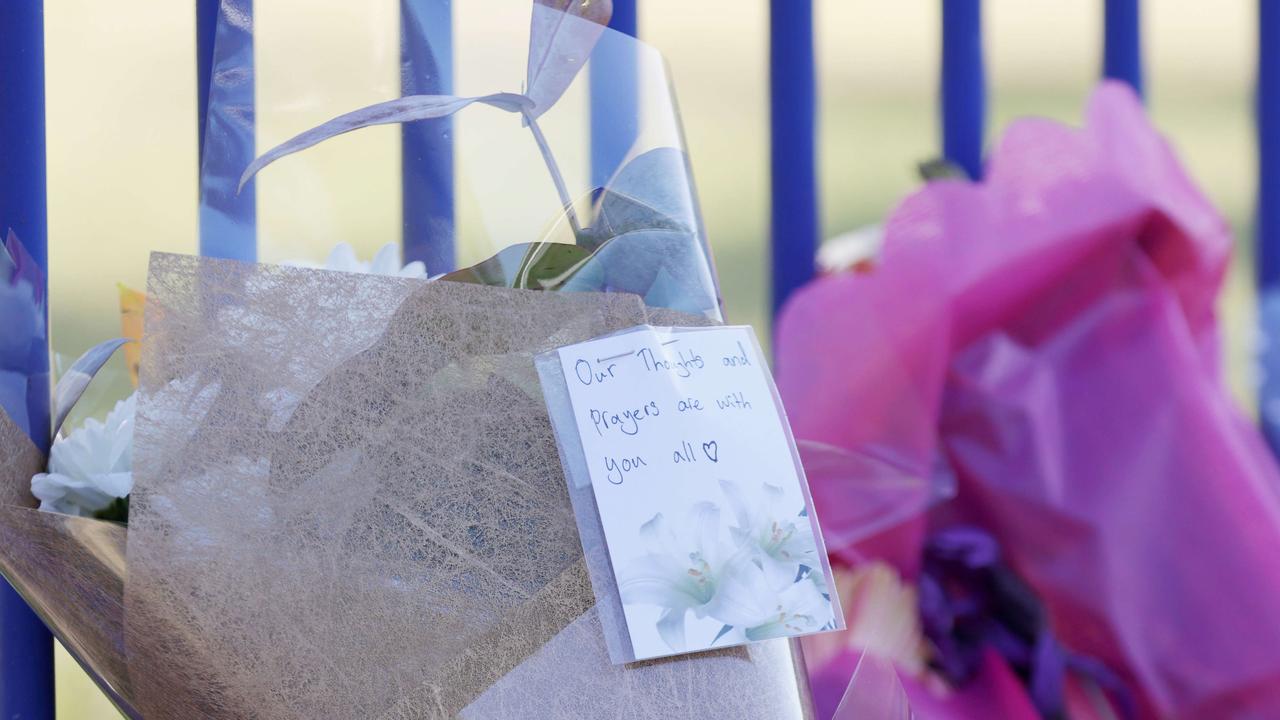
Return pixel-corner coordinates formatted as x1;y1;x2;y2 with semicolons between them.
920;526;1133;719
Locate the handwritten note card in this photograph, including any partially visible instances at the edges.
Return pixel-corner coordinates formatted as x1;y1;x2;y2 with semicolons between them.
546;325;841;661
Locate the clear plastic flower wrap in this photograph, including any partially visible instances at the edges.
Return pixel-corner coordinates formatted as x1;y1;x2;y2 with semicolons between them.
0;1;820;717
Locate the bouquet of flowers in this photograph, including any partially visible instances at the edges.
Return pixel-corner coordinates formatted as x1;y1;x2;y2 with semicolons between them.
0;2;820;717
780;83;1280;719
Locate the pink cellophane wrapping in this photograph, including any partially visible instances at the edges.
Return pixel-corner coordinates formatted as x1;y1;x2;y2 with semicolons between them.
778;82;1280;718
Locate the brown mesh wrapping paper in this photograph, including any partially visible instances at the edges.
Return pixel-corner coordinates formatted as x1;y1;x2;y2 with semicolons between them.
0;409;40;509
0;402;136;713
112;253;815;718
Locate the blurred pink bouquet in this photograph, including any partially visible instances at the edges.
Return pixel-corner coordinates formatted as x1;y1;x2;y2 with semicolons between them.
779;82;1280;718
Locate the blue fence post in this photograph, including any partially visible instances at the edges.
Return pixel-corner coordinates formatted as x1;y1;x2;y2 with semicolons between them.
401;0;455;274
941;0;986;179
197;0;219;164
0;1;57;717
590;0;639;189
1258;0;1280;452
769;0;818;317
197;0;257;261
1103;0;1143;97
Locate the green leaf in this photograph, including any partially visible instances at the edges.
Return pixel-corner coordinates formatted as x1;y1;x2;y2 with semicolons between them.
440;242;592;290
591;148;699;237
92;495;129;525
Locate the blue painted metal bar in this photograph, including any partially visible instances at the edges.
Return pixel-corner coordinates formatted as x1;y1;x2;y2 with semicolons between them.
769;0;818;317
590;0;639;188
401;0;455;273
1258;0;1280;452
1103;0;1143;97
197;0;219;162
0;1;56;716
197;0;257;261
941;0;986;179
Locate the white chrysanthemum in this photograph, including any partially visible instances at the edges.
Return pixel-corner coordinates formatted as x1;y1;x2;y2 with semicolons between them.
287;242;427;279
31;393;135;516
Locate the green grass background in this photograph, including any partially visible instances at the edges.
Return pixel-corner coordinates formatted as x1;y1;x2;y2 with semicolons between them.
40;1;1256;716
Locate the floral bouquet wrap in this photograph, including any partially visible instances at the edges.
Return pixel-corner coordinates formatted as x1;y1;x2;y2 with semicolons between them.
782;84;1280;719
0;2;818;717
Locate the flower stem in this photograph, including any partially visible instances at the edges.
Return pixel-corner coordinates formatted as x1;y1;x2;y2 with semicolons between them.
523;111;583;237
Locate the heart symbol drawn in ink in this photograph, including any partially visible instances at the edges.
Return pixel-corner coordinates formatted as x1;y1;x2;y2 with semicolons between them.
702;441;719;463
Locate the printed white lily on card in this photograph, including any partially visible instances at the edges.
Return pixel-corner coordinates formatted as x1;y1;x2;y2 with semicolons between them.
550;325;842;660
618;502;724;651
702;552;834;642
619;479;835;653
721;479;820;587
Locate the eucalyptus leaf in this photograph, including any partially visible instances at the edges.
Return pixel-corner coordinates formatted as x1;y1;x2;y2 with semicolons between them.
514;242;594;289
442;242;592;290
557;228;719;314
592;148;699;237
525;0;613;119
239;92;533;190
442;245;534;287
52;338;131;437
587;188;689;246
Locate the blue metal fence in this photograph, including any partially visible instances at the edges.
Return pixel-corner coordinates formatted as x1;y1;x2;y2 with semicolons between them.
1104;0;1143;97
7;1;1277;714
0;1;55;716
401;0;456;273
941;0;986;180
197;0;257;262
769;0;819;317
1260;1;1280;454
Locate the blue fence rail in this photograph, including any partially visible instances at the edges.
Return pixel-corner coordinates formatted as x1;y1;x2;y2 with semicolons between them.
6;0;1277;714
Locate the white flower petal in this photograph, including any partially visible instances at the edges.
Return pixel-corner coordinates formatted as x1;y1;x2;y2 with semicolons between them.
701;552;779;628
325;242;360;271
655;607;687;651
718;478;752;528
687;501;720;559
638;513;672;552
761;551;802;589
778;572;831;620
619;554;706;610
31;472;115;516
399;260;428;279
369;243;401;275
93;471;133;499
35;392;137;517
